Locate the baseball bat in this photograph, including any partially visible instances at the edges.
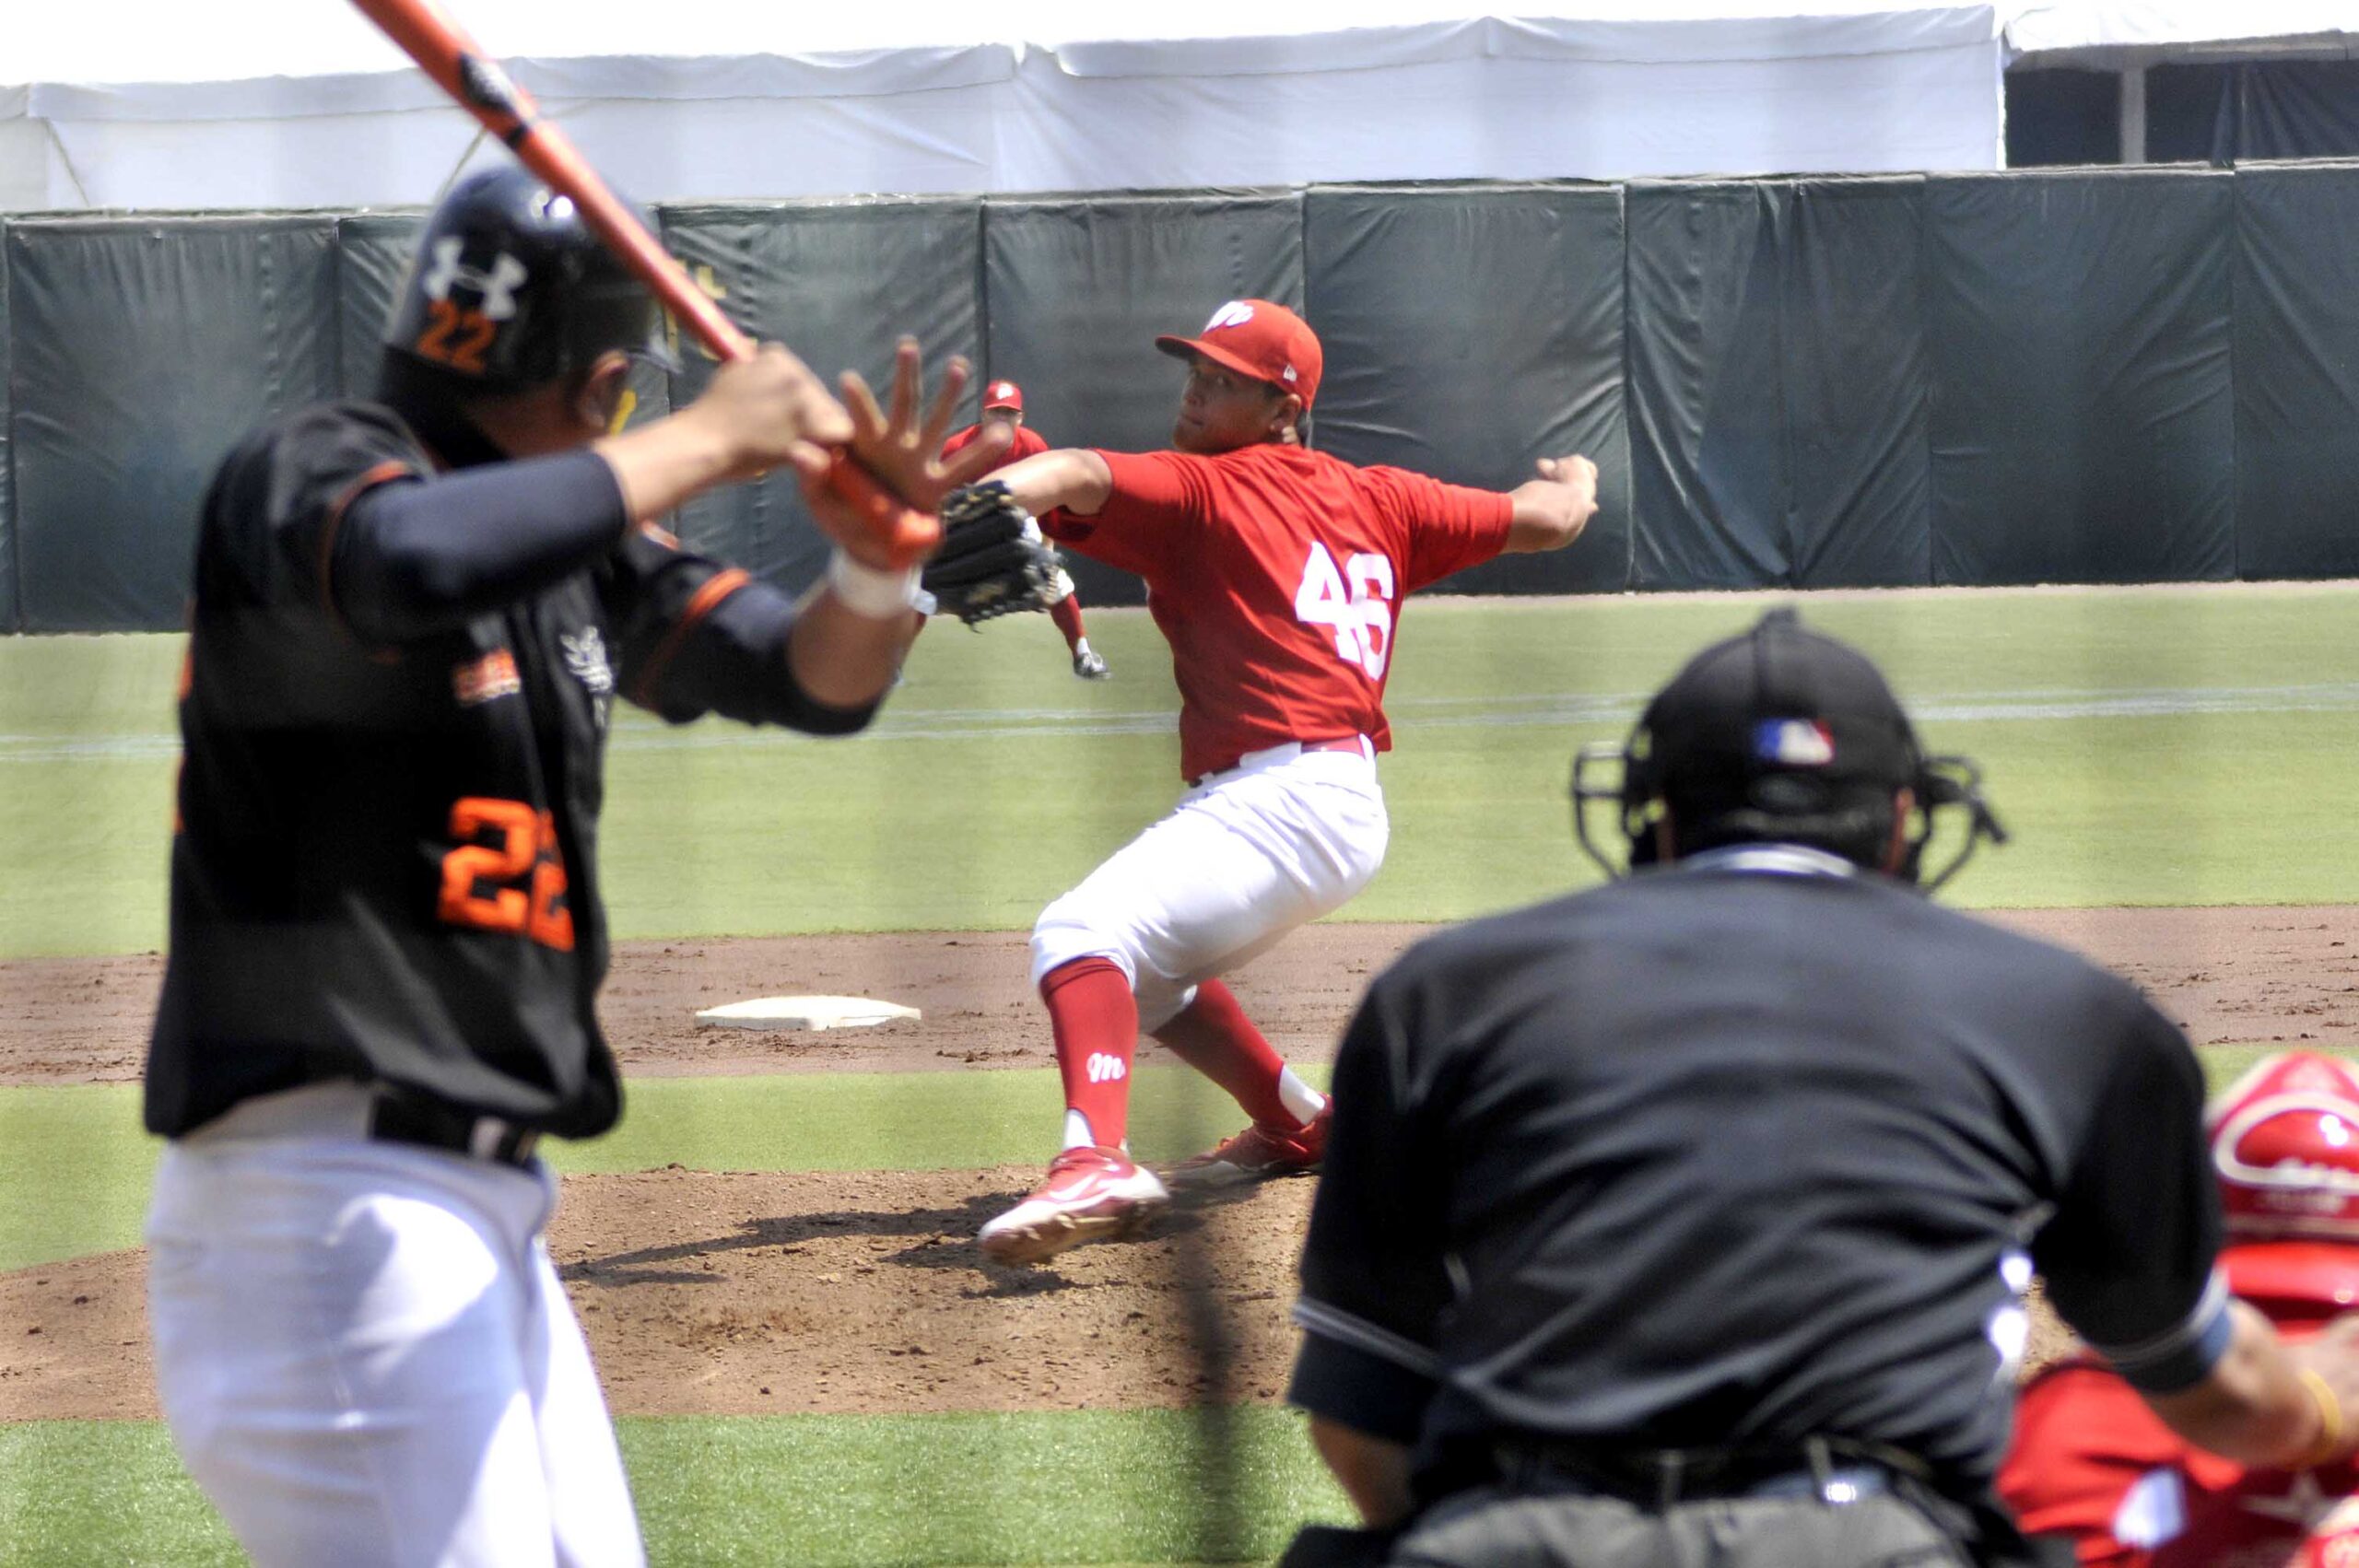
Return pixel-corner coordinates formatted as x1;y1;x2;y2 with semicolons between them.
346;0;936;559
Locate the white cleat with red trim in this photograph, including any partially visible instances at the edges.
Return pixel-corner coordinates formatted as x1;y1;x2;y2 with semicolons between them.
979;1145;1170;1266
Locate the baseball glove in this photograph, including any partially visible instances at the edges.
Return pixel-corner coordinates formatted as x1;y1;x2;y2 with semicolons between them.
921;482;1066;626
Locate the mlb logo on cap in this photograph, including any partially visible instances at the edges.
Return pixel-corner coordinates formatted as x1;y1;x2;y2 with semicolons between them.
1754;719;1836;766
982;380;1024;412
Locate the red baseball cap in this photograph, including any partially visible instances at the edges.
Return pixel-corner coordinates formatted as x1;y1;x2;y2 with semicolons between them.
1155;299;1321;410
982;380;1024;412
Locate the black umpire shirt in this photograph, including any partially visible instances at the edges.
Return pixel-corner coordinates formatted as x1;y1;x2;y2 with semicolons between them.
1291;844;2229;1499
147;395;873;1141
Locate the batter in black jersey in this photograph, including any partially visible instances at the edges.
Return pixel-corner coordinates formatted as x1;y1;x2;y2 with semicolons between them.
1284;611;2359;1568
141;167;1003;1568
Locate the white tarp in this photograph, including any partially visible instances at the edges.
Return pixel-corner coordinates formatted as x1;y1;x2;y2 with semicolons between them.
2004;2;2359;54
0;3;2013;210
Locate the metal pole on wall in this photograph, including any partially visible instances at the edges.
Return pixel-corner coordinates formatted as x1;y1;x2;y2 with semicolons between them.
2120;59;2149;164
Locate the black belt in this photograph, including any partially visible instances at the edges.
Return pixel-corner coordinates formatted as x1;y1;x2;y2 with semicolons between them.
369;1095;543;1168
1474;1434;1930;1511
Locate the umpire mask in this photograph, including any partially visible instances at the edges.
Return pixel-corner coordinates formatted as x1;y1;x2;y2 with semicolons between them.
1569;609;2006;890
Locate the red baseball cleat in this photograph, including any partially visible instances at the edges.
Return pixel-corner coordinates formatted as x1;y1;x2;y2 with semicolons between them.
978;1145;1170;1265
1164;1105;1330;1189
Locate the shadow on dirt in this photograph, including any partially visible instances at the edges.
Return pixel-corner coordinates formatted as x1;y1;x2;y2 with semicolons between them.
557;1178;1278;1299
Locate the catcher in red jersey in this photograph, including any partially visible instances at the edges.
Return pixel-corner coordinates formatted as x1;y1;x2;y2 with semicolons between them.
940;380;1109;678
2001;1050;2359;1567
963;298;1599;1264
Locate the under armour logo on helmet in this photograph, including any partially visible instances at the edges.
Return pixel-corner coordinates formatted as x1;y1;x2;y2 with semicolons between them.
1203;300;1255;333
420;238;530;322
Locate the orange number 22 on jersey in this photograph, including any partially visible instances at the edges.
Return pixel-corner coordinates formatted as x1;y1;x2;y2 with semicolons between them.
438;797;575;951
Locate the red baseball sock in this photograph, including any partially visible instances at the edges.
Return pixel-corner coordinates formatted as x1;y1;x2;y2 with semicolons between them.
1151;979;1312;1130
1042;956;1138;1150
1050;595;1087;655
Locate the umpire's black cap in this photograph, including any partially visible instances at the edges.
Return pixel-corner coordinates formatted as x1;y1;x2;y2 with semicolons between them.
1637;608;1920;802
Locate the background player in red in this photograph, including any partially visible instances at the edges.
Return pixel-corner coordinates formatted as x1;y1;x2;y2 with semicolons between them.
942;379;1049;465
2001;1050;2359;1565
961;298;1600;1264
941;379;1109;678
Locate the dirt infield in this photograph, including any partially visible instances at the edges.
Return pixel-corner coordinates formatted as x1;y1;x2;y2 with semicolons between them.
1;1168;1320;1422
5;905;2355;1424
11;906;2359;1088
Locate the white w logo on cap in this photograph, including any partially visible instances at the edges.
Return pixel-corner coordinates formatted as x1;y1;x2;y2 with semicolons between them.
1203;300;1255;332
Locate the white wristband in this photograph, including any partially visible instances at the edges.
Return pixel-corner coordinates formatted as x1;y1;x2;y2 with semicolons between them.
825;549;923;620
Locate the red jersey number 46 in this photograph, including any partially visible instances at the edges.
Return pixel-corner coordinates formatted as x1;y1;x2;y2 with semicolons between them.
1295;544;1396;679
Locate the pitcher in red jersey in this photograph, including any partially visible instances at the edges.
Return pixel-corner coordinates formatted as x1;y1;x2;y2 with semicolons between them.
968;298;1600;1264
2001;1050;2359;1565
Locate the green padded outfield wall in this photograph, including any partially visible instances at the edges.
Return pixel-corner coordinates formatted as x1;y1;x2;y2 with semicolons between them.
981;191;1304;609
663;198;982;593
1625;178;1931;591
1302;183;1631;597
0;220;13;632
2231;162;2359;580
9;169;2359;632
334;213;424;397
1626;181;1788;591
1773;179;1932;590
8;215;343;631
1924;169;2236;587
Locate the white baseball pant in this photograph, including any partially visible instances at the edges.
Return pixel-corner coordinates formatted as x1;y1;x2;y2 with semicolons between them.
1031;740;1390;1030
145;1084;643;1568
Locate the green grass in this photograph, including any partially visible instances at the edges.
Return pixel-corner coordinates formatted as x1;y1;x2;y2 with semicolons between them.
0;1047;2315;1273
0;1065;1305;1270
628;1409;1350;1566
7;584;2359;957
0;1422;241;1567
6;585;2356;1565
0;1410;1354;1567
0;1085;167;1273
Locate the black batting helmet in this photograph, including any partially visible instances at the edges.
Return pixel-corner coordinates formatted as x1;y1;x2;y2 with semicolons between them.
381;165;676;393
1570;609;2007;889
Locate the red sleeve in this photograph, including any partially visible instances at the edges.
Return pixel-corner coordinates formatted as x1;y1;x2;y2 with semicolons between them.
1364;466;1514;592
1047;450;1210;576
1999;1363;2194;1565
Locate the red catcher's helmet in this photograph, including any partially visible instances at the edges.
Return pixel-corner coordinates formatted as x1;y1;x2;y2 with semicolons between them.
2209;1051;2359;1321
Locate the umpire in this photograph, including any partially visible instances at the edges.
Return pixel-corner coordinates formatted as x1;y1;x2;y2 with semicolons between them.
1285;609;2359;1568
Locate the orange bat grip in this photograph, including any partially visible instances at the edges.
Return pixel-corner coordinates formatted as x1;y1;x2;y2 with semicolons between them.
348;0;937;560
